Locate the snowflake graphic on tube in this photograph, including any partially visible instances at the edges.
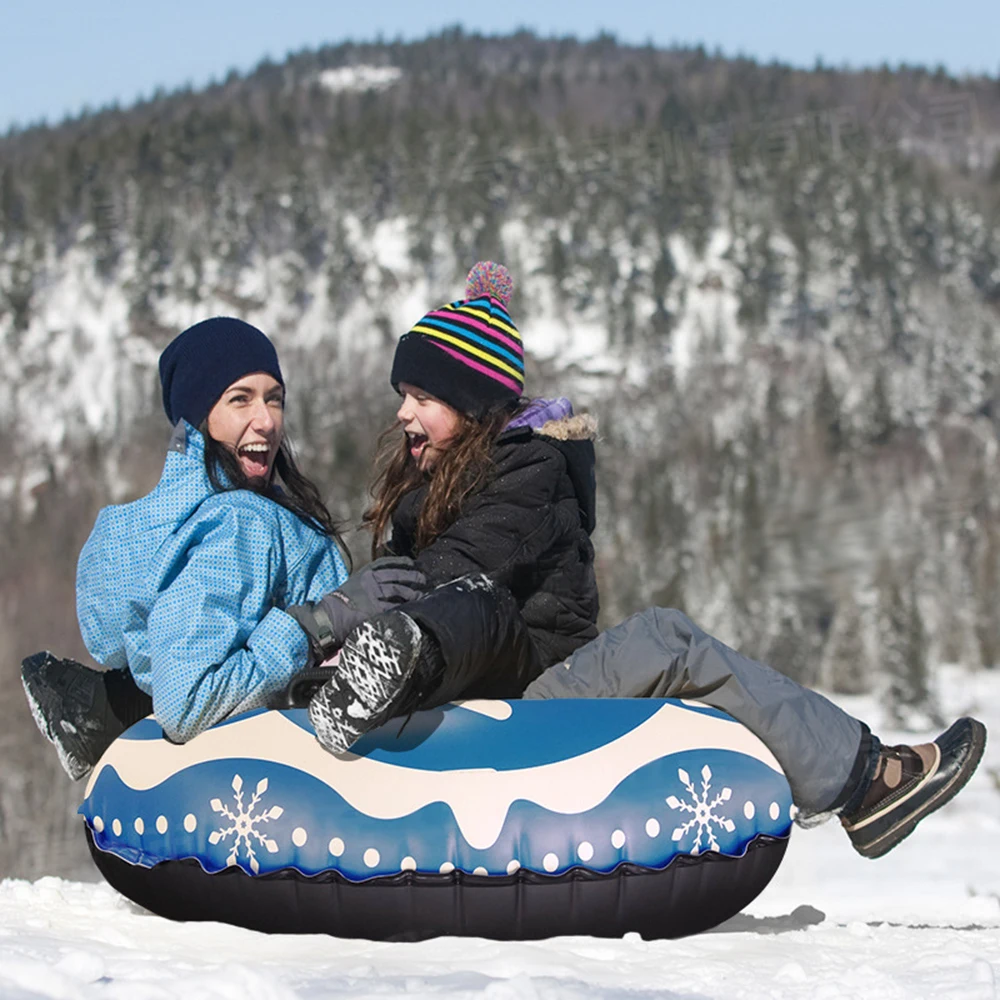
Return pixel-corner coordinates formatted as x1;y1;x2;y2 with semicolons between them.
208;774;283;874
666;765;736;855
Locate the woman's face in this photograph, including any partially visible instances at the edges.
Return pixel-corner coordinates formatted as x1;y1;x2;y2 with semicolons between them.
396;382;461;472
206;373;285;480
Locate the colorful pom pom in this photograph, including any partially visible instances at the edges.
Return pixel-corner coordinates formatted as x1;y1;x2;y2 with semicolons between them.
465;261;513;308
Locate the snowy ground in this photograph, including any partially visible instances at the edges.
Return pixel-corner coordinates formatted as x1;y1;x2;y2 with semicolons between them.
3;668;1000;1000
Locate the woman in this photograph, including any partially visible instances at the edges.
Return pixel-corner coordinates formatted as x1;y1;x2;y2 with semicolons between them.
22;316;425;778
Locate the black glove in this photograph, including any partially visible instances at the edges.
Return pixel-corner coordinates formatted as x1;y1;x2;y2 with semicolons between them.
286;556;429;661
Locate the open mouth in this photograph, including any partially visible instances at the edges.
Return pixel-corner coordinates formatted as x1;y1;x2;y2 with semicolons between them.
407;433;428;461
238;442;271;478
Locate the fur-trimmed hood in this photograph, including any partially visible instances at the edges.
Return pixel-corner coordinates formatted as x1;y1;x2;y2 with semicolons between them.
536;413;599;443
499;400;598;534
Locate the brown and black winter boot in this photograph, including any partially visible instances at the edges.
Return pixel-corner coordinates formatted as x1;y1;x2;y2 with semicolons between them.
842;717;987;859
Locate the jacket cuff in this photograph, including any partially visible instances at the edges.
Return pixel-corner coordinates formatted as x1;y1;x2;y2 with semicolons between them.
249;607;312;693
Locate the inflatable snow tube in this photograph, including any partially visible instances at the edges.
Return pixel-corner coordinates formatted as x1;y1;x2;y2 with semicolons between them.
81;698;793;940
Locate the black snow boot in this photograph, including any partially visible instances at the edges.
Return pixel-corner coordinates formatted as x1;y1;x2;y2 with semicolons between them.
841;717;987;858
307;611;442;755
279;662;338;709
21;652;153;781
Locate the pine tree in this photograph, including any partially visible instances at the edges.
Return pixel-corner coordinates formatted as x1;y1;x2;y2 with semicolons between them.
865;366;894;446
87;179;120;279
814;364;845;456
0;165;28;240
877;560;938;727
974;522;1000;669
823;588;871;694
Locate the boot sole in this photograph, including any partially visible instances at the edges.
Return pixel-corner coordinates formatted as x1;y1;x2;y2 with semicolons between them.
847;717;987;859
308;616;422;754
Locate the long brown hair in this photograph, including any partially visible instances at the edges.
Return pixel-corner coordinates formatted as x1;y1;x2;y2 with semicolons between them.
363;402;523;557
201;424;352;568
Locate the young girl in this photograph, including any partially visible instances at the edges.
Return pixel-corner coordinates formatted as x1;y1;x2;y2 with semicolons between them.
291;261;599;748
297;262;985;861
23;316;426;777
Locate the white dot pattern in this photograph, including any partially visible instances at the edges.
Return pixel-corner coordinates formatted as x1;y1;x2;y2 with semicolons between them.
92;807;755;874
769;802;780;820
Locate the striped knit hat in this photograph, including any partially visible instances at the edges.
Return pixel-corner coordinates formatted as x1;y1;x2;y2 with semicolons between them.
390;262;524;417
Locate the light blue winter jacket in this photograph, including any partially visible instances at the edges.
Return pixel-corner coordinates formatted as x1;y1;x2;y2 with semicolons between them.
76;422;349;742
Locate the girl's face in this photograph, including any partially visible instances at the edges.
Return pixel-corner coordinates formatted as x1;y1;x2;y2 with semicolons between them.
396;382;461;472
206;373;285;480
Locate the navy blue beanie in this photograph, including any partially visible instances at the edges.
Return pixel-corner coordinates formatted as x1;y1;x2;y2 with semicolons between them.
158;317;284;428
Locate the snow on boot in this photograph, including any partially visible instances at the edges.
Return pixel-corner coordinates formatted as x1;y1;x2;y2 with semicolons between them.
307;612;423;755
841;717;986;859
21;652;153;781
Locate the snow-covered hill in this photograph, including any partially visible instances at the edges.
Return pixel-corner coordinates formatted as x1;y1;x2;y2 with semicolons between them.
4;32;1000;884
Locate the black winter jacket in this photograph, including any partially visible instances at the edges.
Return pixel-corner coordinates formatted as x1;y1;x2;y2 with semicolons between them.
387;412;599;700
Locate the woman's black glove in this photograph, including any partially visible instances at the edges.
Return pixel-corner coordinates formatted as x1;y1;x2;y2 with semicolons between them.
286;557;429;662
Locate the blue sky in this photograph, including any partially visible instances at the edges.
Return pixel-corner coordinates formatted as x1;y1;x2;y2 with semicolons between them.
2;0;998;132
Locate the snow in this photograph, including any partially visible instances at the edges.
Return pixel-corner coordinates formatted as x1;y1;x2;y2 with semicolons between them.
3;667;1000;998
318;66;403;94
3;822;1000;1000
666;227;742;376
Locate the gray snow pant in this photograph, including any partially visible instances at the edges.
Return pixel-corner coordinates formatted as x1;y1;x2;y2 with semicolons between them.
523;607;871;818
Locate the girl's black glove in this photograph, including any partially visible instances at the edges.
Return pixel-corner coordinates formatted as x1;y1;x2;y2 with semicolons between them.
286;557;429;662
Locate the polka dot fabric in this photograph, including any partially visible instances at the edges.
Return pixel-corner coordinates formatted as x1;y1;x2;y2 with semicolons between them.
76;422;348;742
